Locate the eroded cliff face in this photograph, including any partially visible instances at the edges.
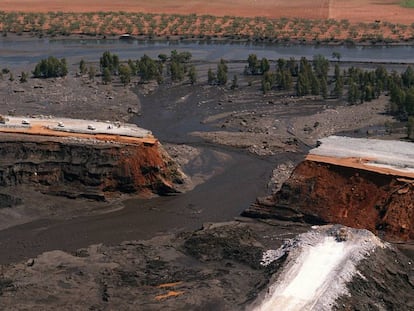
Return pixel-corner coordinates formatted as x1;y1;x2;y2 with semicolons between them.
0;133;184;200
245;160;414;241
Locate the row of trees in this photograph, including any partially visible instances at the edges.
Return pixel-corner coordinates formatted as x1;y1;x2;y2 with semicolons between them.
28;52;414;118
246;55;330;98
12;51;414;140
2;11;413;44
97;50;196;85
27;52;414;122
33;56;68;78
208;59;228;86
241;53;414;139
243;53;409;113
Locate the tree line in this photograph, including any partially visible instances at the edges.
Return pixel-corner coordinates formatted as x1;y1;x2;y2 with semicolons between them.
17;51;414;140
98;50;196;85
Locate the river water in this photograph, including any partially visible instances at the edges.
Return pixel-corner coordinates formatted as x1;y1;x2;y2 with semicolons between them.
1;37;414;69
0;37;411;263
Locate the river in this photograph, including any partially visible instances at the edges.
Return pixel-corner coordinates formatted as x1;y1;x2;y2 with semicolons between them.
0;37;409;264
1;37;414;69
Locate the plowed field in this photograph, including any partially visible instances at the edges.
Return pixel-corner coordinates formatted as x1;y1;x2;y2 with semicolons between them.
1;1;413;23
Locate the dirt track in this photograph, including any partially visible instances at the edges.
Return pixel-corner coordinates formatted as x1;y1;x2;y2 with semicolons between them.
2;0;414;23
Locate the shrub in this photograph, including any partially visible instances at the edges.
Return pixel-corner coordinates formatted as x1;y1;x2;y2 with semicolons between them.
33;56;68;78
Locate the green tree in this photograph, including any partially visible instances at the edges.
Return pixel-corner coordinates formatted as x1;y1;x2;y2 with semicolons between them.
402;65;414;88
127;59;137;75
170;60;185;82
188;65;197;85
277;58;287;71
217;59;228;86
170;50;192;63
100;51;119;75
310;73;320;96
119;64;131;85
33;63;41;78
231;74;238;90
320;77;328;99
207;68;216;85
333;64;344;98
407;116;414;140
20;71;28;83
287;57;298;76
88;65;96;80
247;53;259;75
33;56;68;78
158;53;168;63
60;58;68;76
79;59;87;74
374;65;388;93
390;84;406;115
260;57;270;74
347;80;360;104
138;54;160;82
276;69;293;91
332;51;341;62
297;71;310;96
364;84;374;102
312;54;329;80
405;87;414;115
261;71;276;94
102;67;111;84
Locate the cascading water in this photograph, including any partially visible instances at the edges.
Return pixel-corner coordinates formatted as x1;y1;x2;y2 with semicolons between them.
251;225;386;311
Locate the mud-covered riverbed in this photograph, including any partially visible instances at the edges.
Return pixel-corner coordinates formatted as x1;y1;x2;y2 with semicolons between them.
0;39;412;310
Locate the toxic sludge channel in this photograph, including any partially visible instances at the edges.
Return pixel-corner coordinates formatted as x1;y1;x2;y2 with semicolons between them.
0;1;413;310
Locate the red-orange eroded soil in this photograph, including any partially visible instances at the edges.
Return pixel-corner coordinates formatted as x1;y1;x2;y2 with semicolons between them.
1;0;413;23
276;160;414;241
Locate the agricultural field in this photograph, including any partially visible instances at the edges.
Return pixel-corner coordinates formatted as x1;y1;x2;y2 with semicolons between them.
0;9;414;44
1;1;413;23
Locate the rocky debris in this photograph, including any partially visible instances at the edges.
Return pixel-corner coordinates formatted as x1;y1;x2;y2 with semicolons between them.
182;222;264;269
26;258;35;267
289;96;396;146
0;76;140;122
334;246;414;311
163;144;201;168
0;133;185;200
0;278;14;296
267;161;295;195
0;221;294;310
335;227;350;242
0;193;22;208
244;159;414;241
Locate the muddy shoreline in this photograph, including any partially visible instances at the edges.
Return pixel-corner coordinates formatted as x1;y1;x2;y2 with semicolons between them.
6;32;414;47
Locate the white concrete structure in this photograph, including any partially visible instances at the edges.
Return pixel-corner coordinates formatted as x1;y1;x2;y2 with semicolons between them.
0;116;152;139
309;136;414;177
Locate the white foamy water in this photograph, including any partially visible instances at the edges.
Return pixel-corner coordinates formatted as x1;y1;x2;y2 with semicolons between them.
253;226;385;311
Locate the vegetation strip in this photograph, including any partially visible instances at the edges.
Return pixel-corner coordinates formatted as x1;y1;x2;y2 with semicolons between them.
5;47;414;141
1;11;414;44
